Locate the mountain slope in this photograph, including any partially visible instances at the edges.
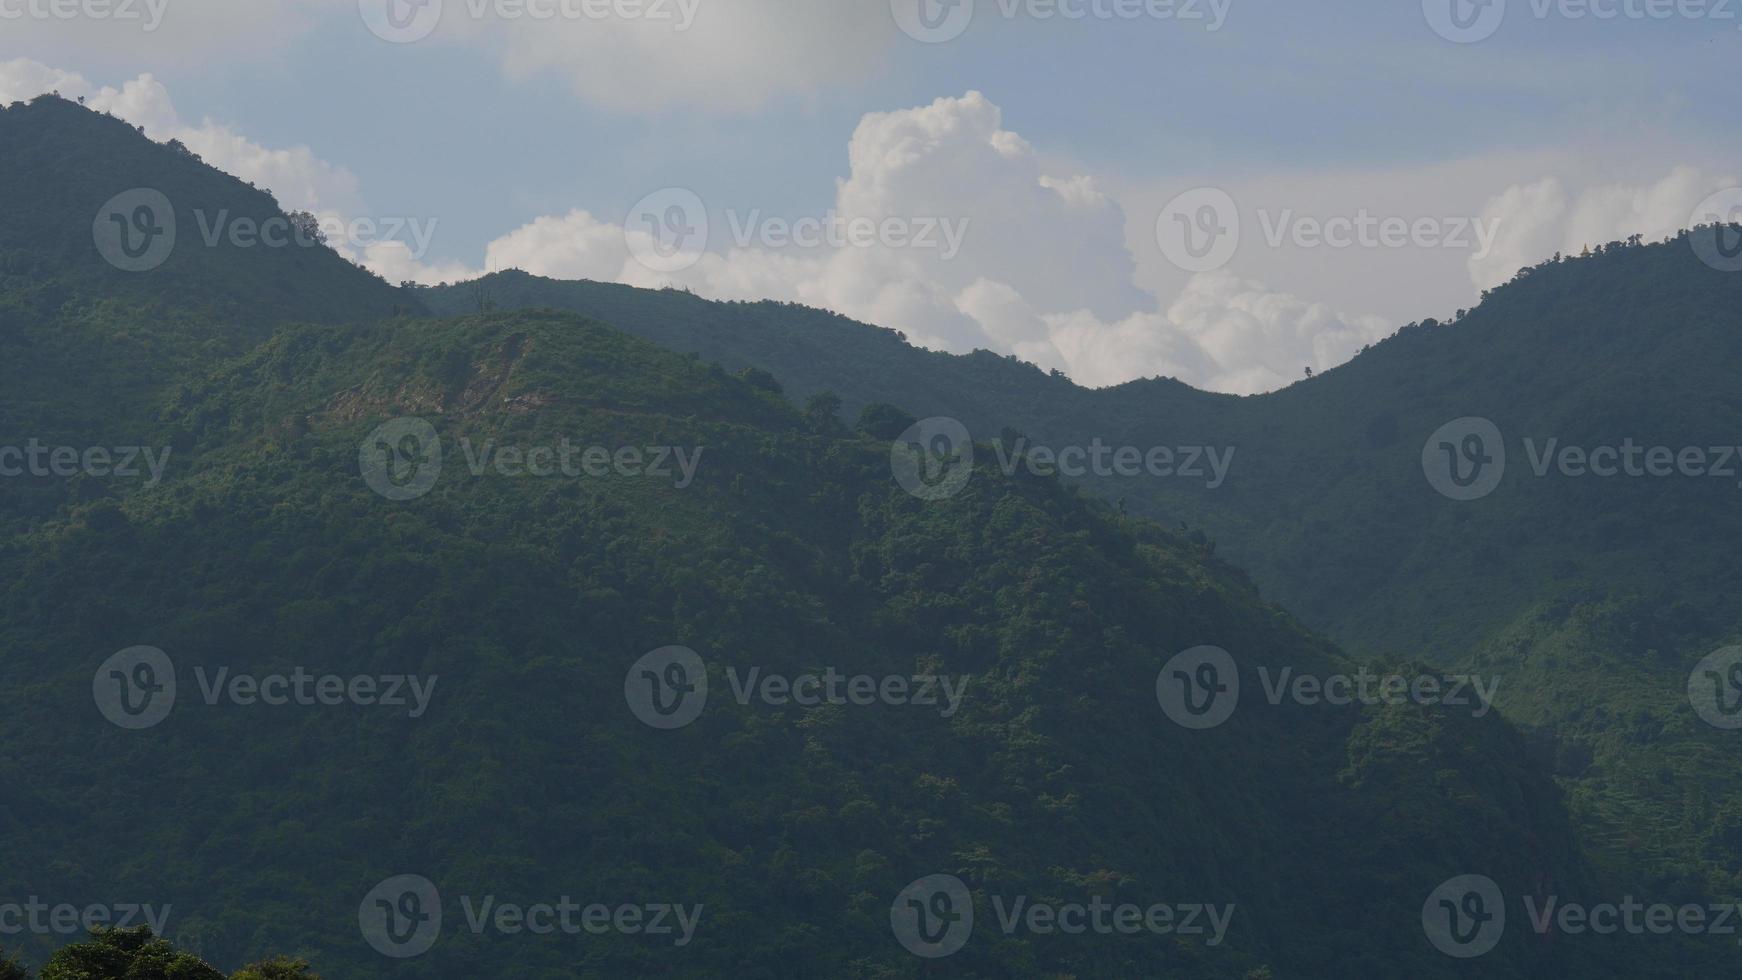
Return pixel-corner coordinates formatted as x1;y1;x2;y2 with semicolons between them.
425;234;1742;898
0;305;1625;977
422;241;1742;667
0;100;1658;977
0;94;419;332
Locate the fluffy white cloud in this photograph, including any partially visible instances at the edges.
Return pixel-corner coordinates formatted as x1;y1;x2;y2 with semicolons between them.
1470;166;1736;290
482;209;641;281
419;91;1388;393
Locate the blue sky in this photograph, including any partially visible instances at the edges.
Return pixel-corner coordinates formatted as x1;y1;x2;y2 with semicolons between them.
5;0;1740;391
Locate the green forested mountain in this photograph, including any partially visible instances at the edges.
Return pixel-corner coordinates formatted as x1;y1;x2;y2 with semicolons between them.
0;95;1734;977
421;242;1742;668
424;224;1742;905
0;96;420;332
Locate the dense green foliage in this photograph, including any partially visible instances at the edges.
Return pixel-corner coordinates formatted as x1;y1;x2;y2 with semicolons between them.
0;928;315;980
428;224;1742;909
38;927;224;980
3;298;1621;976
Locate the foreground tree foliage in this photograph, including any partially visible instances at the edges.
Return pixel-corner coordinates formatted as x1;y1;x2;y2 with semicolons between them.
1;929;316;980
226;957;320;980
38;928;221;980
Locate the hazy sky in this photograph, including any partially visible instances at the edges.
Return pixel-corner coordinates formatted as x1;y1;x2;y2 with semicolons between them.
5;0;1740;392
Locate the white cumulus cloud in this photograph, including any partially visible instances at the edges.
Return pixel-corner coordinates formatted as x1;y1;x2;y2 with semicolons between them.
1471;166;1736;290
389;90;1396;394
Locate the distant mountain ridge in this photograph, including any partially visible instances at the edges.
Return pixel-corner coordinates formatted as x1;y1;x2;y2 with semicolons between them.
421;240;1742;666
422;219;1742;905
